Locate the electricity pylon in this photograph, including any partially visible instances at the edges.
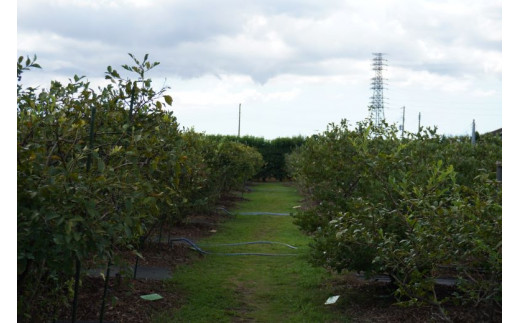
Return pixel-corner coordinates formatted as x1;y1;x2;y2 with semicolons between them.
369;53;387;126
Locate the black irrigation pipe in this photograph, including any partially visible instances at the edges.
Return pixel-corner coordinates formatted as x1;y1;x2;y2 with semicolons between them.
216;207;233;216
355;273;458;287
132;210;298;279
169;238;299;257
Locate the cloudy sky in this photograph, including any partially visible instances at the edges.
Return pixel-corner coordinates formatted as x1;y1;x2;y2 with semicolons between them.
17;0;502;139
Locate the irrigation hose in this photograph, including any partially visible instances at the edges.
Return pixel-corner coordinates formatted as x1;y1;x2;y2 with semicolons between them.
199;240;298;249
169;238;299;256
238;212;290;216
216;207;290;216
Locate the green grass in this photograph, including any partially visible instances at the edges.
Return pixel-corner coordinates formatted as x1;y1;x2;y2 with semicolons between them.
237;182;303;213
154;182;347;322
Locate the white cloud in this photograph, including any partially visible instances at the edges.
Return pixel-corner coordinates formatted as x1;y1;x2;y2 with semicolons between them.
472;89;498;98
17;0;502;137
171;73;301;107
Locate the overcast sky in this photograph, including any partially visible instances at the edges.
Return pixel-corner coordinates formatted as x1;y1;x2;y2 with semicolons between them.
17;0;502;139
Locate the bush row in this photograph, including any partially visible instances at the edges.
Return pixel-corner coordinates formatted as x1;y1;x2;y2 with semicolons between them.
287;119;501;320
206;135;305;181
17;54;263;321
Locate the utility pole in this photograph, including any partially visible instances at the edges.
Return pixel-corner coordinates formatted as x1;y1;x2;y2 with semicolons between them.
238;103;241;138
418;112;421;133
471;119;476;145
401;106;405;138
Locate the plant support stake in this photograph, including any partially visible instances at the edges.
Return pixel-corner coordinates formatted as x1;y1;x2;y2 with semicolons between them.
99;258;112;323
128;82;136;123
133;255;139;279
86;105;97;172
72;103;97;322
71;258;81;323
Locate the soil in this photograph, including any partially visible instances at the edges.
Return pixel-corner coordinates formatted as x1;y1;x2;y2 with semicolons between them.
329;273;501;323
56;276;181;323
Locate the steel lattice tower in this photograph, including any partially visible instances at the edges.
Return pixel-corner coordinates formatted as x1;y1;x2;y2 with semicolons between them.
369;53;387;126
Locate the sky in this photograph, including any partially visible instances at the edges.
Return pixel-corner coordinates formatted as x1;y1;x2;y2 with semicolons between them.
16;0;502;139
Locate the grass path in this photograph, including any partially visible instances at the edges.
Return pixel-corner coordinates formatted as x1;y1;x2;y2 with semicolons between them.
154;182;346;322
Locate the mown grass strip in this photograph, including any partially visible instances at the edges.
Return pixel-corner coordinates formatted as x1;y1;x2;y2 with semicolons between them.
154;182;347;322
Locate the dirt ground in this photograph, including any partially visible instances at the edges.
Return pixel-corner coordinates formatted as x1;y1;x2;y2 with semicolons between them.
328;273;500;323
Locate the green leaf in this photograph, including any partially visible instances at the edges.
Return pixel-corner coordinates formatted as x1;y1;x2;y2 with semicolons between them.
86;202;99;217
109;145;123;155
133;250;145;260
143;196;156;205
164;95;173;106
98;159;106;172
48;214;67;225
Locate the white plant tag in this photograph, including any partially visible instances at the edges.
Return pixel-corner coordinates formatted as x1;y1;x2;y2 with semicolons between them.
325;295;340;305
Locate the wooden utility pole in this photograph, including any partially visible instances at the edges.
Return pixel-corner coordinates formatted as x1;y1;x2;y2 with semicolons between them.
471;119;476;145
238;103;241;138
401;106;405;138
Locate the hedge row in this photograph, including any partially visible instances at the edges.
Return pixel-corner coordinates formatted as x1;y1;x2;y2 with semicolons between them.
287;119;501;321
17;54;263;321
207;135;305;181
